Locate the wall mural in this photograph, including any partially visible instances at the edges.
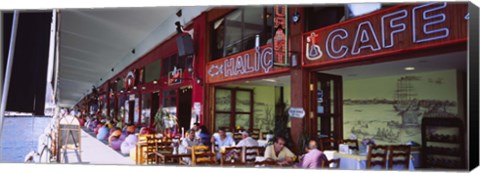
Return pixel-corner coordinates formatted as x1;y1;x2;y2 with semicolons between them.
343;69;459;145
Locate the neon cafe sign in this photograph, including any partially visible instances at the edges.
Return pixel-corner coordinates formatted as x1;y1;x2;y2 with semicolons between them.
208;46;273;78
305;2;466;61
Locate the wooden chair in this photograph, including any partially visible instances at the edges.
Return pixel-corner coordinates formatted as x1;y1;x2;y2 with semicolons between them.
319;138;338;151
341;139;359;150
220;146;243;166
322;158;340;168
366;145;388;169
244;146;264;164
191;145;216;166
388;145;411;170
143;136;160;164
251;129;260;140
233;133;243;143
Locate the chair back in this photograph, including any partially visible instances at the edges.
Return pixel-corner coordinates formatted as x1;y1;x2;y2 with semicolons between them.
233;133;243;143
244;146;264;163
191;145;216;166
251;129;260;140
322;158;340;168
220;146;243;166
341;139;359;150
367;145;388;169
388;145;411;170
319;138;338;151
143;136;160;164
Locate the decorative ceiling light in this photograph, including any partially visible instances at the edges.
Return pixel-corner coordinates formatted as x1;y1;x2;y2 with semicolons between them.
133;86;137;90
404;67;415;71
153;80;158;84
142;87;146;90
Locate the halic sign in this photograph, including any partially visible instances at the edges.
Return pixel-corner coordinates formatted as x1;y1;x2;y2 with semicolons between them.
303;2;467;66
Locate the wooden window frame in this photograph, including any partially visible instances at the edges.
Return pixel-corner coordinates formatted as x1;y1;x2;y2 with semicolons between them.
214;87;254;131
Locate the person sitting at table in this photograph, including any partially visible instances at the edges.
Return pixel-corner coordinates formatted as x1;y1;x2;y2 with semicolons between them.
192;123;201;138
211;127;236;159
96;123;110;143
264;136;295;166
198;125;211;146
179;129;202;165
108;129;124;150
237;131;259;147
297;139;328;168
120;125;137;155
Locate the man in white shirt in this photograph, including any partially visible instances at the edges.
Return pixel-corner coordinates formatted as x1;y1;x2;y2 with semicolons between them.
236;131;258;147
236;131;259;161
179;130;201;165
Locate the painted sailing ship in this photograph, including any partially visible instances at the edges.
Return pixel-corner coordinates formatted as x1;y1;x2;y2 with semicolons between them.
393;76;420;112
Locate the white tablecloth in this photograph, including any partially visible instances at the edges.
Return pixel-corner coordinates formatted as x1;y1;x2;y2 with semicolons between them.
324;150;414;170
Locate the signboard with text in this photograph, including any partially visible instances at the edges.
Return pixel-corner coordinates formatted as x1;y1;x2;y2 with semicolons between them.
206;45;288;83
303;2;467;67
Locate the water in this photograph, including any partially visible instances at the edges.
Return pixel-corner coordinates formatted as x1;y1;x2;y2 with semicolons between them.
0;116;51;163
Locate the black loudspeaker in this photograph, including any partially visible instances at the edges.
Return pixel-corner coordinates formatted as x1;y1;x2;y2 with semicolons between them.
176;33;194;57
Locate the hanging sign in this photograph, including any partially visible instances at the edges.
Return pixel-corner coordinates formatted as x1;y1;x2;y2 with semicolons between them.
206;45;281;83
303;2;467;67
168;67;183;85
288;107;305;118
124;71;135;89
273;5;288;66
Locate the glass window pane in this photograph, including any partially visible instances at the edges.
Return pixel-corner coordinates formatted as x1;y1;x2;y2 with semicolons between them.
224;10;243;56
235;90;251;112
317;81;325;114
235;114;250;131
243;7;264;50
330;80;335;114
145;59;161;83
134;97;140;124
215;89;231;111
142;93;152;126
215;113;231;131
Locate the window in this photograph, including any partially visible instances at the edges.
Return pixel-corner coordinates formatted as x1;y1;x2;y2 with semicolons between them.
162;90;177;108
145;59;161;83
161;54;187;76
141;93;151;127
346;3;381;19
211;7;274;60
214;87;253;131
305;6;345;32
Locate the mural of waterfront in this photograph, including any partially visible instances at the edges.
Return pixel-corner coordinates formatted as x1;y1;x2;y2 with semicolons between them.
342;69;460;145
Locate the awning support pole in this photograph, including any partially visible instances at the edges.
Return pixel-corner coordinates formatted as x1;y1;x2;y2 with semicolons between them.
0;11;20;160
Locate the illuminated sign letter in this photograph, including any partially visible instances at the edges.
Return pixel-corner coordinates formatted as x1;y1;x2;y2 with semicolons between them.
351;21;381;55
412;2;449;43
326;28;349;59
224;58;234;77
381;10;407;48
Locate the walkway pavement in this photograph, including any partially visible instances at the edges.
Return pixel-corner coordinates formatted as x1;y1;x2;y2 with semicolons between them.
62;129;134;165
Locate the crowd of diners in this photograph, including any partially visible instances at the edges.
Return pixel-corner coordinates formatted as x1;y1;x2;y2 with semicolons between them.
77;114;332;168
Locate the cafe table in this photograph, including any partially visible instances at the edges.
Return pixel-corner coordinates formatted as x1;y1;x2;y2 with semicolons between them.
323;150;415;170
155;152;191;164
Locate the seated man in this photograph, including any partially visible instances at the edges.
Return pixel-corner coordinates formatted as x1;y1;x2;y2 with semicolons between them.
236;131;259;147
109;129;124;150
120;125;137;155
237;131;259;161
96;124;109;143
264;136;295;166
297;140;328;168
179;130;201;165
210;128;235;159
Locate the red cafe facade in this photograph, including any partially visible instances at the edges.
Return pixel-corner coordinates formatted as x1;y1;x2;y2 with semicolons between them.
203;1;467;158
77;3;468;165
